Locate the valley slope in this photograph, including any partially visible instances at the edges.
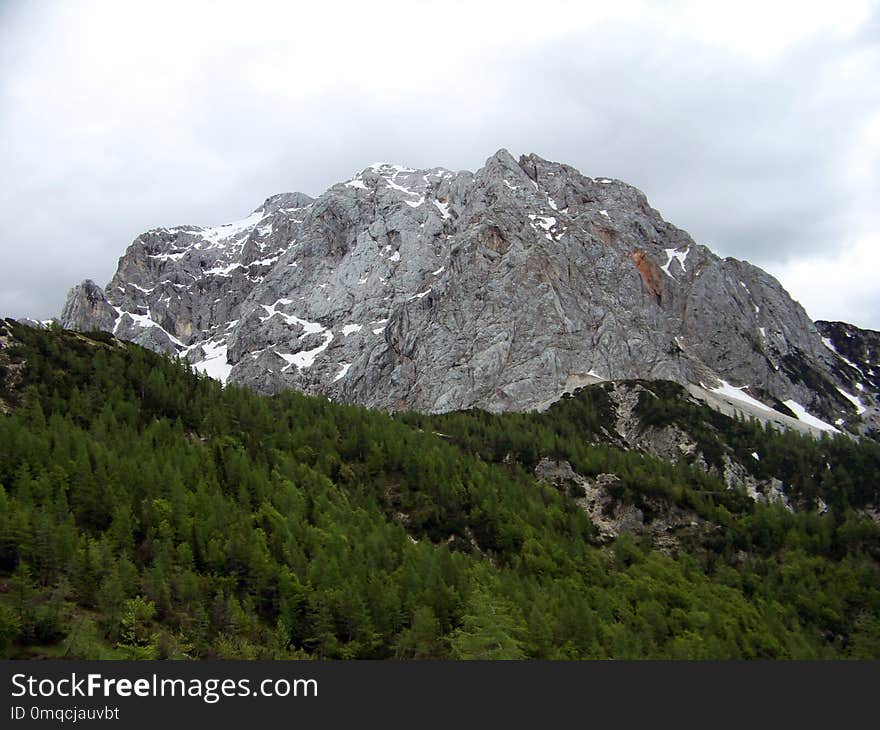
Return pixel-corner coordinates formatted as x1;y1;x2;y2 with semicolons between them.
1;320;879;659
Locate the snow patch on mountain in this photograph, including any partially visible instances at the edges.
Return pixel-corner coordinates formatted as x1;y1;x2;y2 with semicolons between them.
783;400;841;433
710;379;773;413
661;247;689;277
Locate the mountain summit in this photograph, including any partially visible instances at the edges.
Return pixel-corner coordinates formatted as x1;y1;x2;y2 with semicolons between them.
61;150;878;435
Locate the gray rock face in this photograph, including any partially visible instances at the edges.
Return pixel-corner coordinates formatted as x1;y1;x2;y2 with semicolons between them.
61;280;117;333
60;149;878;433
815;320;880;411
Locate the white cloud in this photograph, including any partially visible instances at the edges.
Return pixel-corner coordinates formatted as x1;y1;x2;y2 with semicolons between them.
641;0;873;58
768;234;880;325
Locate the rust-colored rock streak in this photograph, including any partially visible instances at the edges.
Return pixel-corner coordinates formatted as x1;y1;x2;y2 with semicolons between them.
632;251;664;304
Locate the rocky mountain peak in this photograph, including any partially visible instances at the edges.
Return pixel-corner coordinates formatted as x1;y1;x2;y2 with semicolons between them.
61;279;118;334
259;191;315;216
480;147;525;178
59;151;878;436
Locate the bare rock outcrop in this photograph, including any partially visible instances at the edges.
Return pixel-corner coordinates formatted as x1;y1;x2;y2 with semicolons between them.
59;150;878;434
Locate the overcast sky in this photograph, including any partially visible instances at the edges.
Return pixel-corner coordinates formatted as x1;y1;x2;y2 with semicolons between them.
1;0;878;328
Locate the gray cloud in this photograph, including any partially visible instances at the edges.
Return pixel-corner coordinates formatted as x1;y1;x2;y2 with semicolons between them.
1;1;878;327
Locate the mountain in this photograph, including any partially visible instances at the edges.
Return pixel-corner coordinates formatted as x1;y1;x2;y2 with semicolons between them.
1;320;879;659
816;320;880;396
60;150;878;436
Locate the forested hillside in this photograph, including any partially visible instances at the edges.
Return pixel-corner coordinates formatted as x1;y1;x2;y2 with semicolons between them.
0;319;878;659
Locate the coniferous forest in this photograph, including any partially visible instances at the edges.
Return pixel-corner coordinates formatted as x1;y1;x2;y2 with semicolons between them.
0;319;878;659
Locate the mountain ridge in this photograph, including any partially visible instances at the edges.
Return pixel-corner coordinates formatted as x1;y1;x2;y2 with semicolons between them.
60;149;879;436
